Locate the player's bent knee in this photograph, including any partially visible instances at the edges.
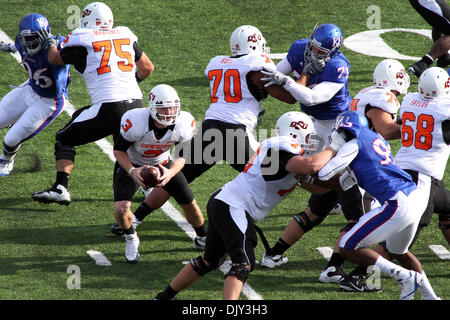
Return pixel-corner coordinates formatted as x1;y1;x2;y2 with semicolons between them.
293;211;324;233
54;140;76;161
225;263;250;284
190;255;217;276
439;214;450;229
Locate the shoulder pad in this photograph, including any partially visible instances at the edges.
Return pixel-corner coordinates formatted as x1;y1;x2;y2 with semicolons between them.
120;108;148;142
172;111;196;143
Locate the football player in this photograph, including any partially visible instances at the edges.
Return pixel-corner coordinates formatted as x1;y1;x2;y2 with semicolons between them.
31;2;154;205
318;110;439;300
396;67;450;246
113;84;206;263
409;0;450;77
109;25;296;238
0;14;70;176
154;111;345;300
260;24;367;286
336;58;410;291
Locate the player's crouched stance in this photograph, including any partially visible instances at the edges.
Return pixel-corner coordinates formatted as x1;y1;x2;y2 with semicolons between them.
154;111;342;300
112;84;206;263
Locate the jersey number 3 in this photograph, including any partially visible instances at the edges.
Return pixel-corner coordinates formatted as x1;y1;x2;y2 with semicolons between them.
92;39;134;75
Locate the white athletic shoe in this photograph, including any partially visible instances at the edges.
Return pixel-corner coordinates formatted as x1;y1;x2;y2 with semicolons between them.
193;236;206;250
0;159;14;176
260;252;288;268
318;266;347;284
399;271;423;300
125;232;140;264
31;184;71;205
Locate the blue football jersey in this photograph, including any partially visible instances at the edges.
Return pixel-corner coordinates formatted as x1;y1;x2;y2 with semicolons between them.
15;35;70;99
345;128;416;203
286;39;351;120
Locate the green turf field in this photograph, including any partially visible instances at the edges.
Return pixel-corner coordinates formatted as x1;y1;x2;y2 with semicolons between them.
0;0;448;302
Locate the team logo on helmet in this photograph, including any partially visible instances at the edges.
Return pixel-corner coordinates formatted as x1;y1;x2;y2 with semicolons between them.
445;78;450;89
332;36;342;50
82;9;92;18
290;120;308;130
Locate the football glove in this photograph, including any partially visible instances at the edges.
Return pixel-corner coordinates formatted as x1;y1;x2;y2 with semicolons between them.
303;57;326;77
38;29;57;51
339;167;357;191
329;129;347;152
0;41;13;52
261;67;289;87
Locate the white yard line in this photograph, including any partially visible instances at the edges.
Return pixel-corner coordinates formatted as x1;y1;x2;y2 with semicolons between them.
429;245;450;260
0;29;263;299
87;250;112;266
316;246;333;261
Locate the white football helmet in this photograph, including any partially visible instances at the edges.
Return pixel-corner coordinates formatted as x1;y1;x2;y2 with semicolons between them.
276;111;320;155
148;84;181;126
373;59;410;95
80;2;113;30
418;66;450;100
230;25;269;56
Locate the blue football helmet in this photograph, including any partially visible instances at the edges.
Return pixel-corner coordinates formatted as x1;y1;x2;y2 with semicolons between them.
305;23;343;62
334;110;368;139
17;13;50;55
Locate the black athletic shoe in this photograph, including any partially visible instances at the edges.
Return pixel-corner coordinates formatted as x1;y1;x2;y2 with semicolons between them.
339;275;382;293
110;223;125;237
408;61;430;78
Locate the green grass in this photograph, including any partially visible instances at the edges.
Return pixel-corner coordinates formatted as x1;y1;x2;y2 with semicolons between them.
0;0;448;302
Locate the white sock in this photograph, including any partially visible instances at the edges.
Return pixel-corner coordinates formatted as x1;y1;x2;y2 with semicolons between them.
375;256;411;281
419;271;439;300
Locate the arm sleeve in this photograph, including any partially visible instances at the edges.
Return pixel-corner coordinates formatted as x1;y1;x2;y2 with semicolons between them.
282;79;345;106
318;138;359;181
133;41;143;62
60;46;88;73
276;56;293;74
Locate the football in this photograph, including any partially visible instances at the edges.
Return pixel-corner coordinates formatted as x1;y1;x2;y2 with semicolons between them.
140;166;162;188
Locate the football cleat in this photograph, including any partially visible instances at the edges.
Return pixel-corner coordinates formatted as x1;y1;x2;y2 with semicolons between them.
31;184;71;205
110;215;142;237
260;252;288;268
0;159;14;177
125;232;140;264
339;275;382;293
318;266;347;283
408;61;430;78
193;235;206;251
399;271;423;300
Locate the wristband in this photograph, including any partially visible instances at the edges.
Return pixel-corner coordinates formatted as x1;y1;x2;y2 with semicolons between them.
128;167;135;175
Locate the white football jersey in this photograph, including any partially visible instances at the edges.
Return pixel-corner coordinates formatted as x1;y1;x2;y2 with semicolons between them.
120;109;196;166
395;92;450;180
204;52;276;131
63;26;142;104
351;86;400;121
215;135;303;222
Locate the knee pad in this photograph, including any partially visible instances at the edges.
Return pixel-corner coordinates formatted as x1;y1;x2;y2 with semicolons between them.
225;263;250;284
54;140;76;161
340;222;357;233
294;211;324;233
438;214;450;230
190;256;217;276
